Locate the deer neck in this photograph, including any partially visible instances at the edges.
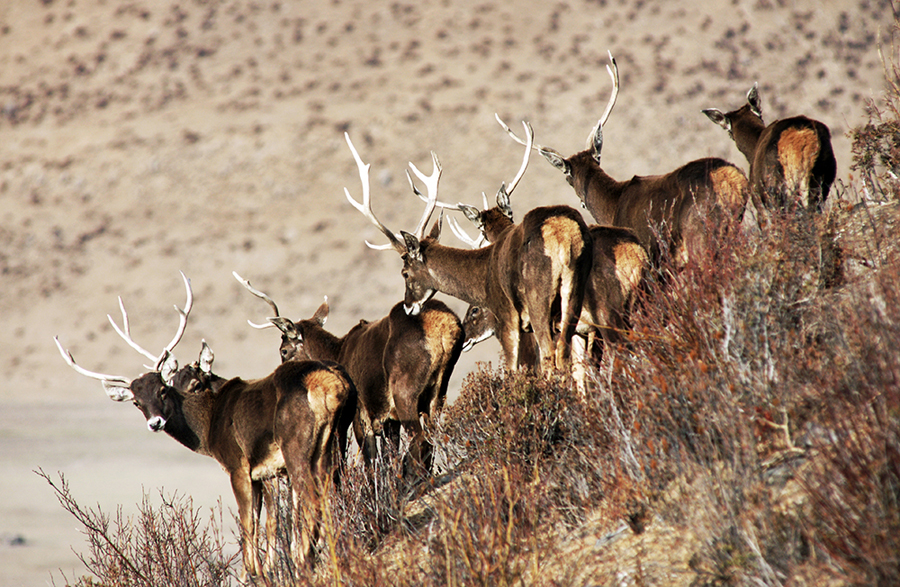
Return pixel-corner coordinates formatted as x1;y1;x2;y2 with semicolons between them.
299;326;344;363
731;114;765;163
425;243;492;306
582;167;627;226
164;390;214;456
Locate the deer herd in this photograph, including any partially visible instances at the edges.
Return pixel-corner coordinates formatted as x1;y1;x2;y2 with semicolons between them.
54;53;836;576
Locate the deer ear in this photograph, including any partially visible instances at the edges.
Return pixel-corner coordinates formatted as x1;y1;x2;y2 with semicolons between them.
496;184;513;221
428;213;443;240
401;231;422;260
269;317;301;340
702;108;730;131
589;123;604;164
313;297;329;326
159;353;179;383
199;340;214;374
460;204;483;229
747;82;762;118
541;148;571;177
103;381;134;402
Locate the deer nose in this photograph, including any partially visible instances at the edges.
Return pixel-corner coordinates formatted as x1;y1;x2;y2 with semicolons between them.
147;416;166;432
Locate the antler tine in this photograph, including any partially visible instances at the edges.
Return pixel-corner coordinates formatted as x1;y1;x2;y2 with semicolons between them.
495;113;551;153
598;51;619;128
155;271;193;370
504;120;533;198
107;296;159;364
447;215;487;248
344;132;407;253
408;150;442;240
54;336;133;400
407;168;464;212
232;271;280;330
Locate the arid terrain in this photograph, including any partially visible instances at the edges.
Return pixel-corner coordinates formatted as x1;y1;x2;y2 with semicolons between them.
0;0;892;583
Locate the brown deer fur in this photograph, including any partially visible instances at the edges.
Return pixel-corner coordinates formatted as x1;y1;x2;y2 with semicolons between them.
460;201;647;364
344;134;593;374
246;289;463;474
702;83;836;212
541;144;747;267
56;337;356;576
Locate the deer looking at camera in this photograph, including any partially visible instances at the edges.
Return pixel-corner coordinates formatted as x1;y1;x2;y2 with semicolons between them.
702;82;836;213
344;132;593;374
234;272;463;476
54;273;356;576
499;52;748;267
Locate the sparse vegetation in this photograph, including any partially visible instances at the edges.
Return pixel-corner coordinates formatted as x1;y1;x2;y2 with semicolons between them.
44;14;900;587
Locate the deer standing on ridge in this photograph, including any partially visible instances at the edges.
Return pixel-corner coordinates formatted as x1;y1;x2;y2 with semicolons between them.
428;122;647;368
234;272;463;475
55;273;356;575
344;131;593;374
702;82;836;213
499;52;749;267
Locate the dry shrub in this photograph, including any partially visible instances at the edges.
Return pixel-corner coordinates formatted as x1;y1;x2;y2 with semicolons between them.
39;469;239;587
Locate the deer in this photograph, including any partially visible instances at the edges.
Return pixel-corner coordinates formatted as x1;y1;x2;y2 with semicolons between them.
497;52;749;267
702;82;837;213
233;272;463;476
425;121;647;369
54;273;357;576
343;131;593;375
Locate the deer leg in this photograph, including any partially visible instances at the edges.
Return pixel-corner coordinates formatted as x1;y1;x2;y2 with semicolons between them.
391;372;431;476
260;479;278;573
230;469;260;578
498;318;521;372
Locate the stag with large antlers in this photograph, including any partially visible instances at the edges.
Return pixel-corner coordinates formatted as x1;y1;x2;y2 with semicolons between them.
55;274;357;575
344;131;592;373
702;82;836;213
499;52;749;267
234;272;463;475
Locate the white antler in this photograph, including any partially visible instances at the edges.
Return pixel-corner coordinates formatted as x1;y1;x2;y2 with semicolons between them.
447;215;487;248
106;271;192;371
107;296;159;364
344;133;408;252
502;119;533;198
585;51;619;147
158;271;193;371
54;336;133;401
233;271;280;330
407;152;443;240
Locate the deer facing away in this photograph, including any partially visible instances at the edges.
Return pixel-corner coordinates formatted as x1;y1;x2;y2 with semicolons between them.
344;132;593;374
499;53;749;267
702;82;837;213
54;273;356;576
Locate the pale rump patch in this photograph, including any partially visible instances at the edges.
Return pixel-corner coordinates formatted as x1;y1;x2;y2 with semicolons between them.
304;370;349;421
541;217;586;266
777;127;819;198
710;165;750;212
420;308;463;360
613;242;648;299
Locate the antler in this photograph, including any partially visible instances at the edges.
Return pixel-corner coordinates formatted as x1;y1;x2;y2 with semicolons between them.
406;152;443;240
233;271;280;330
106;271;193;371
447;215;487;248
343;133;408;252
501;119;533;198
585;51;619;148
53;336;133;401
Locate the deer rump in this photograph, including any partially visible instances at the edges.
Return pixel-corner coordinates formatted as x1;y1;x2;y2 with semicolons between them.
485;204;593;369
333;298;463;466
610;157;747;264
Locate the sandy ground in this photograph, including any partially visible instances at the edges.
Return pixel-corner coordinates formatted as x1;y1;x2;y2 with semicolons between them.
0;0;892;583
